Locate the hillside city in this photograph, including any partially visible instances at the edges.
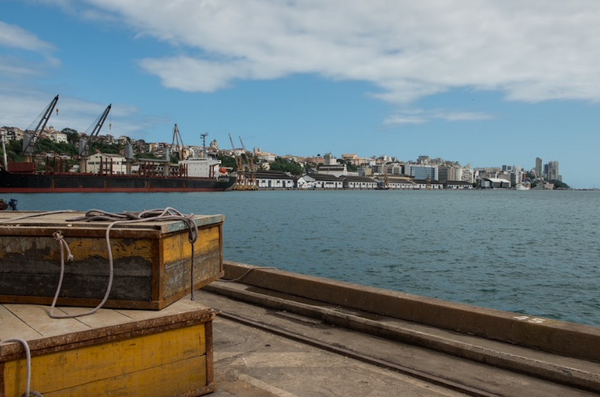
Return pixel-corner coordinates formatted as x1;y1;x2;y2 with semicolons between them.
0;125;567;190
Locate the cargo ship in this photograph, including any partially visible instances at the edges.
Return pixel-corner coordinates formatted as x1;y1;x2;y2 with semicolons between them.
0;157;237;193
0;95;238;193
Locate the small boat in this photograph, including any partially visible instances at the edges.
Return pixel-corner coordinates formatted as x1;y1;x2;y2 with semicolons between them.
515;183;530;191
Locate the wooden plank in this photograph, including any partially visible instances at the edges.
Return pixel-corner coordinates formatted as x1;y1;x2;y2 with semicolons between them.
4;325;209;397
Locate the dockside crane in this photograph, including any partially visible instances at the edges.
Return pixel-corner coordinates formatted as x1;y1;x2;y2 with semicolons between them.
229;133;245;185
239;136;256;185
78;104;112;173
171;124;185;161
22;94;60;163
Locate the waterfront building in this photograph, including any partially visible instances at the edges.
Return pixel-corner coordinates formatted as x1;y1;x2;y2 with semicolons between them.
86;153;128;174
406;164;438;181
342;176;378;189
300;173;343;189
413;179;443;189
318;164;347;177
461;167;475;184
254;170;295;189
438;165;462;183
382;175;416;189
444;180;473;189
481;177;511;189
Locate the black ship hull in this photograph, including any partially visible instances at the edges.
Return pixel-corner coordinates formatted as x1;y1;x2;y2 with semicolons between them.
0;169;237;193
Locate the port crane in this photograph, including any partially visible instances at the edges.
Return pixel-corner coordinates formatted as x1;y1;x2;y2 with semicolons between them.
228;133;244;175
171;124;185;161
22;94;60;163
239;136;256;185
78;104;112;173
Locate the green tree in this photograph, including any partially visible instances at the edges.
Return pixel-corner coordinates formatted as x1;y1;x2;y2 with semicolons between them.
269;157;304;175
550;180;570;189
135;152;160;160
218;154;238;170
61;128;79;144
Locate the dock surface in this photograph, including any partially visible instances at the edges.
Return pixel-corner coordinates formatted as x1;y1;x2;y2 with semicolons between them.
200;284;599;397
3;260;600;396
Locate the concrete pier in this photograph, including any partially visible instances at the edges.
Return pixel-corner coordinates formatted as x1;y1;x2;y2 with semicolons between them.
201;261;600;396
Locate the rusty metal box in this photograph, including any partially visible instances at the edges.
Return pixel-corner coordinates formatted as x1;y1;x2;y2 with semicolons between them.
0;211;225;310
1;300;217;396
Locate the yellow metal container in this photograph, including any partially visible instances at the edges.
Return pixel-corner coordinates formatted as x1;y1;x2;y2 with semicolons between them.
0;299;217;396
0;211;225;310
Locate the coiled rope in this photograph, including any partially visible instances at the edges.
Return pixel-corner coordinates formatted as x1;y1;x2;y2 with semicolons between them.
0;338;44;397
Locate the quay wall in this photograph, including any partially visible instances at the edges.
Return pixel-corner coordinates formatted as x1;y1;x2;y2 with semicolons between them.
221;261;600;363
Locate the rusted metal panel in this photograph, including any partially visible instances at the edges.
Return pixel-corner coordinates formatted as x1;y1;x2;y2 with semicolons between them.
0;301;217;396
0;211;225;310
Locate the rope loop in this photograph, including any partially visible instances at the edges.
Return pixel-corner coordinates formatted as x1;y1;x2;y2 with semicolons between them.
52;231;73;262
0;338;44;397
47;208;200;317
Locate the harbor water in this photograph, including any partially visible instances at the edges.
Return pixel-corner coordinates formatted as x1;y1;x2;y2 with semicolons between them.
8;189;600;327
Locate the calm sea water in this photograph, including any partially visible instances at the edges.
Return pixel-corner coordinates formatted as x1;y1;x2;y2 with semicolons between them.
8;189;600;327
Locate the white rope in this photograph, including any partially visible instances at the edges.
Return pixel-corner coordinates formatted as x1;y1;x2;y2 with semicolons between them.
0;210;76;224
0;338;44;397
0;208;198;396
50;207;199;318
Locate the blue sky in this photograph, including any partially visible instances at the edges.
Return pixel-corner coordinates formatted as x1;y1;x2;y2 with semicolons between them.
1;1;600;188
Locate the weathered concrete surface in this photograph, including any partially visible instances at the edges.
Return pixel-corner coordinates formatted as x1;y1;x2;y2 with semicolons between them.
210;315;470;397
219;261;600;362
198;288;599;397
201;261;600;395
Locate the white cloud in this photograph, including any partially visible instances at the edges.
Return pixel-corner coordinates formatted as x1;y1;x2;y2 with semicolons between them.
0;21;55;52
7;0;600;132
384;109;494;126
433;111;495;122
79;0;600;105
0;21;61;75
384;115;427;126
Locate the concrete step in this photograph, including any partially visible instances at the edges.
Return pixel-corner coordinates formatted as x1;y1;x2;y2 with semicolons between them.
204;279;600;394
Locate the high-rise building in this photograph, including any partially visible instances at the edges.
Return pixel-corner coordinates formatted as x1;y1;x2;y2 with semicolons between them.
535;157;543;178
407;164;438;180
546;161;560;181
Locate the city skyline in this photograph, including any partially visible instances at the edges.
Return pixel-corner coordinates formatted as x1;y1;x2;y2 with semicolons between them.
2;2;600;188
3;123;563;186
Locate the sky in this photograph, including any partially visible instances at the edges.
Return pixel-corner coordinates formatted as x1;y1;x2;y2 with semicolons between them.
1;1;600;188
